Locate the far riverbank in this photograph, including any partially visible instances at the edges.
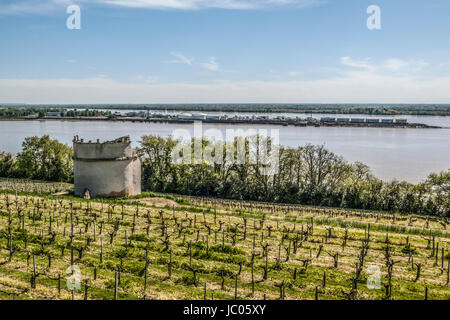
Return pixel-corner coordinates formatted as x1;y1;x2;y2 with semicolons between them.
0;116;442;129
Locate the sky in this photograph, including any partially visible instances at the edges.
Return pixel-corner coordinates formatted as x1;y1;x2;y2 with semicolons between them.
0;0;450;104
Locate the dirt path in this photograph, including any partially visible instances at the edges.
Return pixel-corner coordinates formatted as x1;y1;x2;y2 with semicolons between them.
126;197;179;208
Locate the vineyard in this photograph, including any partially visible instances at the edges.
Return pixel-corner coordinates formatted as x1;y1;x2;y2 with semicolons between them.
0;179;449;300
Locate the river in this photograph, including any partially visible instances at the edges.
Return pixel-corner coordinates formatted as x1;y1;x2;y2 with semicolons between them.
0;119;449;183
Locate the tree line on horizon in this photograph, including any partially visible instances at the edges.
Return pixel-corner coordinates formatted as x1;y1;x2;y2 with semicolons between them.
2;104;450;116
0;107;111;119
0;135;448;217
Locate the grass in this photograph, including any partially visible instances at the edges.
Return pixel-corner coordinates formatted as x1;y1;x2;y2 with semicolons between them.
0;179;448;300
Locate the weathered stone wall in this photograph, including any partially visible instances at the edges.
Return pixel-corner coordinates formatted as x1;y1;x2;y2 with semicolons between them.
73;136;141;198
74;137;134;160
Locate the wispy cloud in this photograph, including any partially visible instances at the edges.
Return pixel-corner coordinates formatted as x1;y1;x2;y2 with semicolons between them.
383;58;429;72
0;0;325;14
169;52;220;71
135;75;159;83
169;52;194;65
0;0;70;15
341;56;430;74
99;0;324;10
340;57;374;71
199;57;220;71
288;71;303;77
2;71;450;104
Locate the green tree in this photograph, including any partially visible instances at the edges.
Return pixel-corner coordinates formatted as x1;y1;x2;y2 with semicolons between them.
15;135;73;182
0;152;17;177
136;135;448;216
426;170;450;217
138;135;178;192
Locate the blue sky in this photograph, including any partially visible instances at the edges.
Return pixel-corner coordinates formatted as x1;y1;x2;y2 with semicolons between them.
0;0;450;104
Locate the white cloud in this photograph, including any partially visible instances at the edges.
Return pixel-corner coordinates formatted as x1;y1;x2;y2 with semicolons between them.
340;57;374;71
2;72;450;104
383;58;409;71
169;53;220;71
198;57;220;71
0;0;324;14
341;56;430;74
98;0;323;10
135;75;159;83
288;71;303;77
169;52;194;65
0;0;67;15
383;58;429;72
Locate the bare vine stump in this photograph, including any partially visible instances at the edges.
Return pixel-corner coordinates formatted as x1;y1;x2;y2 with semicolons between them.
204;281;207;300
234;274;238;300
114;271;118;300
58;275;61;296
84;280;89;300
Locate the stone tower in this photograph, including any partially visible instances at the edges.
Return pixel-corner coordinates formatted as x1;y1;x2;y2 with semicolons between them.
73;136;141;198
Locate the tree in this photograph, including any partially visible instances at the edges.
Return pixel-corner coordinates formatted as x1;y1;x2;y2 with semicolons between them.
138;135;178;192
0;152;16;177
426;170;450;217
300;144;351;206
135;135;448;216
15;135;73;182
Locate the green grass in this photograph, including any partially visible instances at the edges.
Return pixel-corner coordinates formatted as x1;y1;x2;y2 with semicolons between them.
0;184;448;300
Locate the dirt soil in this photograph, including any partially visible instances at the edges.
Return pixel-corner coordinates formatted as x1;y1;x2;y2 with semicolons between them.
128;197;179;208
52;191;70;196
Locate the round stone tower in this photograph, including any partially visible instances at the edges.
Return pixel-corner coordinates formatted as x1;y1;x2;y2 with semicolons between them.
73;135;141;198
